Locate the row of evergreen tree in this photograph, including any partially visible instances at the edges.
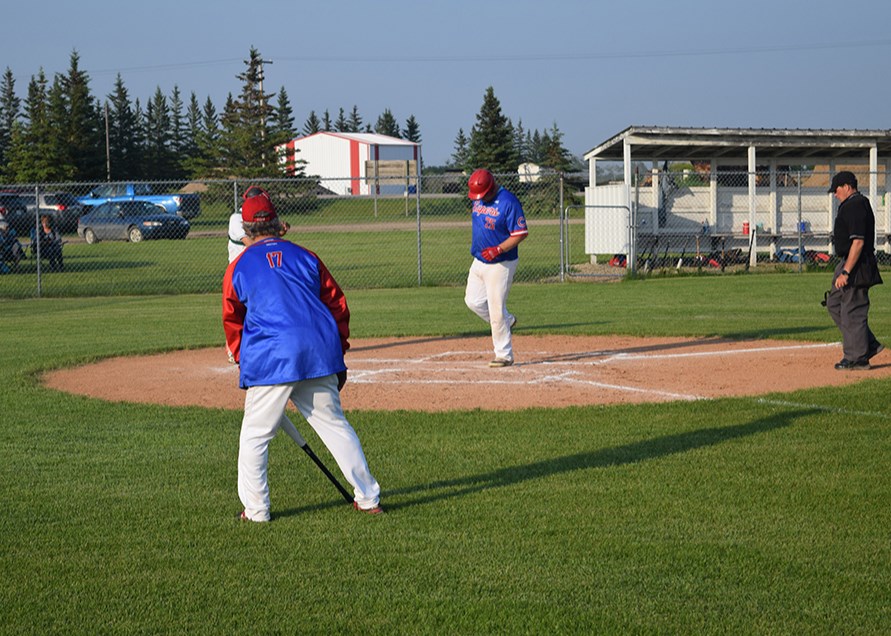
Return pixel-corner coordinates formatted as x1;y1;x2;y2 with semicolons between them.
449;87;579;174
0;48;577;184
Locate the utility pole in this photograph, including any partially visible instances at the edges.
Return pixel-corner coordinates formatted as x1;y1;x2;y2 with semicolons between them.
258;58;272;164
104;101;111;181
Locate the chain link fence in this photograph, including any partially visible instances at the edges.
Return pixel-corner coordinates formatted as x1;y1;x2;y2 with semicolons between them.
570;167;890;275
5;167;884;297
0;172;585;299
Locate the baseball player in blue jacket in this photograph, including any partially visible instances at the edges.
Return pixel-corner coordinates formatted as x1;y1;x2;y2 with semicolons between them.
465;169;528;367
223;195;382;521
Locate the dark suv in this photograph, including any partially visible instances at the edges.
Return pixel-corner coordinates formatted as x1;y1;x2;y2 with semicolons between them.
0;193;29;233
17;191;86;233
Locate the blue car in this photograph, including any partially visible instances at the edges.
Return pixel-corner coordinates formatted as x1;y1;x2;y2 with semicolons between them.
77;200;190;243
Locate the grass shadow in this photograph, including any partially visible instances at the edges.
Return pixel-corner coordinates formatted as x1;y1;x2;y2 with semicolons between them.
383;409;813;511
276;409;814;517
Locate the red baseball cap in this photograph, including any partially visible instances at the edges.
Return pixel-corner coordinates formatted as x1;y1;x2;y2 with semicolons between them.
241;195;277;222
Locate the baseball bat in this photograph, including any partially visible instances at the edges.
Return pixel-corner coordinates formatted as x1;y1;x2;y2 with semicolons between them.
745;226;755;271
676;235;688;270
280;417;354;504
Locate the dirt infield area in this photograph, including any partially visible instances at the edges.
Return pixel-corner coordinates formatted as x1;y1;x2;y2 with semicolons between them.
43;335;891;412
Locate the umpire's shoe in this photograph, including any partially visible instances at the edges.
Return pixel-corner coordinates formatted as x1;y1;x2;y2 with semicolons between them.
835;358;870;371
868;342;885;361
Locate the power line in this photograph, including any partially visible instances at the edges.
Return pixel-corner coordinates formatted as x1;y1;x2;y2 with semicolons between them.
266;38;891;63
15;38;891;84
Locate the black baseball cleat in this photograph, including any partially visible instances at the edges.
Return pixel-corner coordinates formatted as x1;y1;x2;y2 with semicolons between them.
868;343;884;361
834;358;870;371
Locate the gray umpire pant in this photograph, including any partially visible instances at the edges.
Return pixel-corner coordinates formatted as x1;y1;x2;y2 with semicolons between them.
826;263;877;363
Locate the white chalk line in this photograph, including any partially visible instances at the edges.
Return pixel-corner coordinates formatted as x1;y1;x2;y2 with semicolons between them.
347;371;704;401
353;342;840;367
603;342;838;363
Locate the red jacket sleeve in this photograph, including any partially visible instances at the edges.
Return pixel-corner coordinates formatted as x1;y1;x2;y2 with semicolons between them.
316;258;350;353
222;262;246;363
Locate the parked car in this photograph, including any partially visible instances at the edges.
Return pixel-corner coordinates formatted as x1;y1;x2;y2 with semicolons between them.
77;182;201;219
0;192;29;233
77;200;190;243
17;191;86;233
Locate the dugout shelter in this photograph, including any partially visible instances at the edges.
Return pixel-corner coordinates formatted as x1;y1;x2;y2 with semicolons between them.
583;126;891;265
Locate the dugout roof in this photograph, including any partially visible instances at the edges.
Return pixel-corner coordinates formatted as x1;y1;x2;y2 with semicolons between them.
584;126;891;162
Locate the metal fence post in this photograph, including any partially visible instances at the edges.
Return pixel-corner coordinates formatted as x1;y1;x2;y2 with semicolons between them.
560;205;566;283
559;173;565;282
630;171;640;275
34;184;42;297
797;171;803;274
416;160;422;286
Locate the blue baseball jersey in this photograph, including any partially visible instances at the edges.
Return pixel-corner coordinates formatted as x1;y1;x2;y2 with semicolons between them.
470;186;528;262
223;237;349;389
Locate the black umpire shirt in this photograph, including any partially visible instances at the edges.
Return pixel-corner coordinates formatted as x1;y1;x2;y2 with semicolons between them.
833;192;875;260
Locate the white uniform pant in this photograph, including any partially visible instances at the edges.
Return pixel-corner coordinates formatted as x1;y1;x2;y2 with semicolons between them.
465;258;518;362
238;374;380;521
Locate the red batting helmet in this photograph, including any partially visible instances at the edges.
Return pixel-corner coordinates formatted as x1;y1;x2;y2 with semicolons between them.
243;185;270;201
241;194;277;222
467;169;496;201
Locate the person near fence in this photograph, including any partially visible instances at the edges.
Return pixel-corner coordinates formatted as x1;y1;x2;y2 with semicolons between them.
225;186;306;458
0;220;25;271
223;193;382;521
228;186;289;263
30;214;64;272
825;171;883;370
464;169;528;368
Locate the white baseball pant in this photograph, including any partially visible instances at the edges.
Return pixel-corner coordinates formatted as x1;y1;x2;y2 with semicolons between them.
238;374;381;521
464;258;518;362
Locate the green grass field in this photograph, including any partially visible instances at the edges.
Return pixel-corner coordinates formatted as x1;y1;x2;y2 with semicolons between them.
2;276;890;634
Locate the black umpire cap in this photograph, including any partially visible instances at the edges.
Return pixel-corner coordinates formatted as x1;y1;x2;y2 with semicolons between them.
828;171;857;193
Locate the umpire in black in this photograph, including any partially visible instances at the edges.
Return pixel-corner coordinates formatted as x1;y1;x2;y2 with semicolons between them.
826;171;883;370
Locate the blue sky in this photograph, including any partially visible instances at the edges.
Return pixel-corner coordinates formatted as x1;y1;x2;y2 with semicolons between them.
3;0;891;166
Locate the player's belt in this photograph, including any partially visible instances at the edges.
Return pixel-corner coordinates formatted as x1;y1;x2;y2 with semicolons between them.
229;236;242;245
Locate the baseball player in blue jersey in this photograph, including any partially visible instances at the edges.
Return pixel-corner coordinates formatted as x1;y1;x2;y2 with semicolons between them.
464;169;528;367
223;195;382;521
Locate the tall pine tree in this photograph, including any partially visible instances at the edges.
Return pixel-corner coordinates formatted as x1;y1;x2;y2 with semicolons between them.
451;128;470;171
168;86;186;179
0;68;21;179
5;69;65;181
302;110;321;135
271;87;306;177
468;86;517;174
59;50;103;181
348;105;363;133
374;109;400;138
217;48;278;177
271;87;295;139
541;122;572;172
179;92;202;177
107;74;142;180
402;115;421;143
334;108;348;132
185;95;222;178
